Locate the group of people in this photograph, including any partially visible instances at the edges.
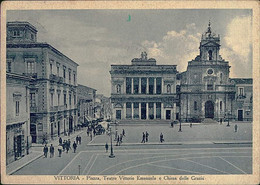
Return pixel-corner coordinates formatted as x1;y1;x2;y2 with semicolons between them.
141;131;149;143
116;129;125;146
43;135;82;158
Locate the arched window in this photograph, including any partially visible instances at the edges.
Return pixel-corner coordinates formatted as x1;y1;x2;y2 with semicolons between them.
208;50;212;60
194;101;197;111
167;84;171;93
116;84;121;94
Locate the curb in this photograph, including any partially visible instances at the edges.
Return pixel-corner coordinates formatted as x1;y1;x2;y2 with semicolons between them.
8;153;43;175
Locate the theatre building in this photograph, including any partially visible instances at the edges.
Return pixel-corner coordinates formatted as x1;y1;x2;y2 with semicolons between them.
110;52;179;122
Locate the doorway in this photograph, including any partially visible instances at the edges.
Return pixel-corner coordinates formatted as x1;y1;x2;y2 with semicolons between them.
116;110;121;120
141;103;146;120
166;110;171;120
205;101;214;118
238;110;243;121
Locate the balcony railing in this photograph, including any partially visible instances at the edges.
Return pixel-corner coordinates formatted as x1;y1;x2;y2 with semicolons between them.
49;74;64;83
23;73;37;78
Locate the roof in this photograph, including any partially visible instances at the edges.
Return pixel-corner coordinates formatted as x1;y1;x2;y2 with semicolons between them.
230;78;253;84
7;21;38;33
78;84;97;91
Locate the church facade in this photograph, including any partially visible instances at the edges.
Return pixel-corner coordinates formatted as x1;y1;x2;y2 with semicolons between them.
179;22;236;122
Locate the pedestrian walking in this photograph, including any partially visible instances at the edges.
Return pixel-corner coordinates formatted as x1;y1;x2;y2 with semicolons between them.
68;139;71;149
120;134;123;144
220;118;223;124
58;144;62;157
160;133;164;143
141;132;146;143
117;135;120;146
76;135;79;144
234;124;238;132
59;137;62;145
93;129;96;136
87;128;89;136
90;133;92;141
171;122;173;127
50;144;54;158
105;143;108;153
145;131;149;142
62;140;66;152
43;144;48;158
73;141;77;153
190;123;192;128
122;129;125;137
79;136;81;144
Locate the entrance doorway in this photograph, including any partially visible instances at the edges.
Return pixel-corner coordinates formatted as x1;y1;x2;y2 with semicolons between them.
166;110;171;120
141;103;146;120
238;110;243;121
116;110;121;119
30;124;37;143
205;101;214;118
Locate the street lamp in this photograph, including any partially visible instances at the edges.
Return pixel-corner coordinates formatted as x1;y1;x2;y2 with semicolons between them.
109;127;115;158
226;111;230;127
179;100;182;132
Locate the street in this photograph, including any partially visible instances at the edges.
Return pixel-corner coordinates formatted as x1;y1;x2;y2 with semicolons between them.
12;122;252;175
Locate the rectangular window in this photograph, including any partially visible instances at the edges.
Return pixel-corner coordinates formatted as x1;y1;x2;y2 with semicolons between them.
149;102;154;119
57;66;59;76
50;63;53;74
126;102;132;119
239;87;244;96
27;61;35;74
69;71;71;83
133;78;139;94
194;101;197;111
30;93;36;107
156;78;162;94
141;78;147;94
58;94;60;106
133;102;139;119
6;60;12;73
156;102;161;119
64;94;67;107
126;77;132;94
73;73;76;84
69;94;72;105
149;78;154;95
74;95;76;105
15;101;20;116
50;93;54;106
220;101;222;111
207;84;213;90
63;67;66;79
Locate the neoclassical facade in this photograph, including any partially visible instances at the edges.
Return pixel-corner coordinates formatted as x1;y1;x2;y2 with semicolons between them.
7;21;78;143
110;52;179;121
179;22;236;122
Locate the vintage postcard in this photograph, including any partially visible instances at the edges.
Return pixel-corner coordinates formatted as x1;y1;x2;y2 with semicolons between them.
1;1;259;184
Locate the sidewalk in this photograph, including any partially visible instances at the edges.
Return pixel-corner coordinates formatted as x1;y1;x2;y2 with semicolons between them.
6;129;85;175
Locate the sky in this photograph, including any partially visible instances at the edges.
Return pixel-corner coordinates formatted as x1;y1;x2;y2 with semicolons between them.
7;9;252;96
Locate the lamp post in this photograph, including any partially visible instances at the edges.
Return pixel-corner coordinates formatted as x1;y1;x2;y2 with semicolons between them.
109;127;115;158
179;98;182;132
227;111;230;127
114;121;118;141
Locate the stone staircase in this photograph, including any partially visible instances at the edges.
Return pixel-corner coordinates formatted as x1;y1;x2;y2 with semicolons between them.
202;118;218;124
117;119;171;125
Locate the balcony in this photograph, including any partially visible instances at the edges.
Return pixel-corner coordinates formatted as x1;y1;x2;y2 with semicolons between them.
49;74;64;83
30;106;38;112
50;106;58;112
23;73;37;78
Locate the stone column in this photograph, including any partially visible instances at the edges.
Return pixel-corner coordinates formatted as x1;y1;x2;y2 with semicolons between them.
123;102;126;119
139;103;141;120
154;78;157;94
131;78;134;94
161;102;164;119
173;103;176;120
146;78;149;94
138;77;141;94
154;102;156;119
162;79;164;94
131;102;134;119
146;103;149;120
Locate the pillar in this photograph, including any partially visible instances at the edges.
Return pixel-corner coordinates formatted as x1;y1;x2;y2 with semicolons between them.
154;78;156;94
173;103;176;120
154;102;156;119
139;103;141;120
146;78;149;94
162;79;164;94
131;102;134;119
161;102;164;119
123;102;126;119
131;78;134;94
146;103;149;120
138;77;141;94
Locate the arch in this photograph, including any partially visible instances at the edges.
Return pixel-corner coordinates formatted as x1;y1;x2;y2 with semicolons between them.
205;101;214;118
208;50;212;60
167;84;171;93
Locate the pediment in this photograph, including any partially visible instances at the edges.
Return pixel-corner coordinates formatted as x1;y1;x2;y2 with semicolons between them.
202;41;220;47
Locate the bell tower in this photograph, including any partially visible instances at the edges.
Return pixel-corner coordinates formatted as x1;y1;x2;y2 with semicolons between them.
199;21;221;61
